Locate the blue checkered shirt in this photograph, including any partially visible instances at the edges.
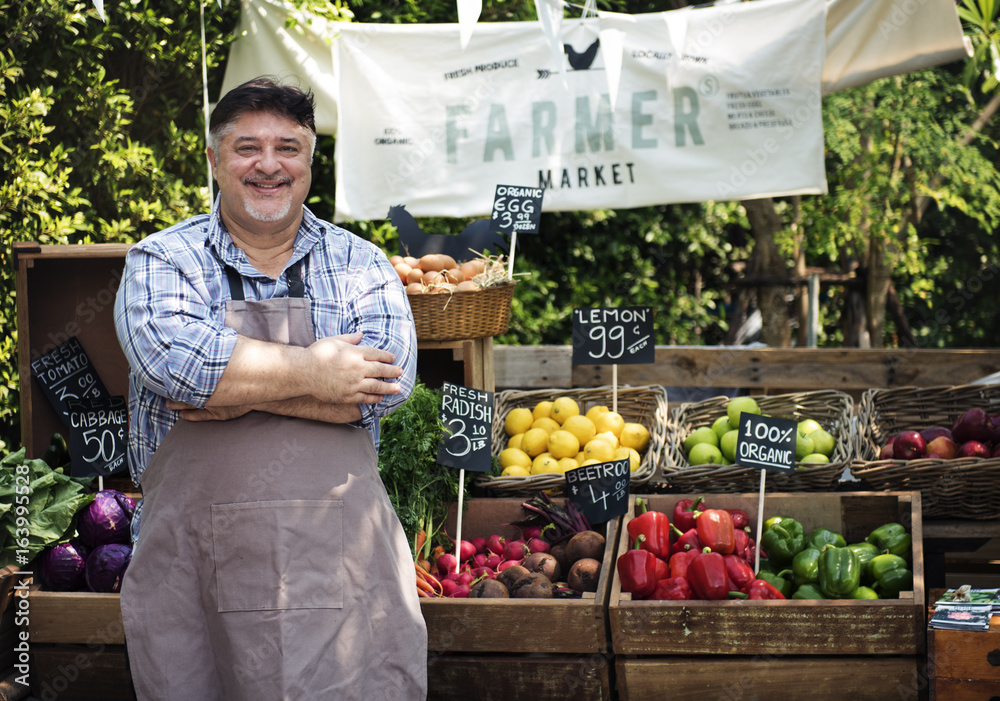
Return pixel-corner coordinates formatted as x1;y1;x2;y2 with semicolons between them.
114;199;417;496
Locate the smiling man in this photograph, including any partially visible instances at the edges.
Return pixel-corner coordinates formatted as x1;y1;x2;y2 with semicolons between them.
114;77;427;700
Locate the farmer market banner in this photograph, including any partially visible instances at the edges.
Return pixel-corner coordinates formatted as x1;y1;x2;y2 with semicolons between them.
333;0;827;220
221;0;970;220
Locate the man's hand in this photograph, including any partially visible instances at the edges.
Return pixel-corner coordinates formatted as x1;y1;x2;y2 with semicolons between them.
166;401;253;422
306;332;403;405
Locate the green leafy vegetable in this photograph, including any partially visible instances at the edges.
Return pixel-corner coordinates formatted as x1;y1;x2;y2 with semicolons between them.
0;446;95;567
378;380;471;562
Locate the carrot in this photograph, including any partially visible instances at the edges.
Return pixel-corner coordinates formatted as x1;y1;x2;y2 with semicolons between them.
415;562;443;596
415;577;437;596
414;529;427;560
417;588;431;598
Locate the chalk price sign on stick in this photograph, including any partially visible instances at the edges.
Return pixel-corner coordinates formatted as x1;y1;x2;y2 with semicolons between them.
30;337;109;428
490;184;544;235
67;395;128;478
735;413;797;473
437;382;494;473
565;458;631;525
572;307;655;365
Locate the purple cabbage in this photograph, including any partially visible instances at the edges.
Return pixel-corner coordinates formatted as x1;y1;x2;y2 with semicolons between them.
77;489;136;549
38;540;91;592
85;543;133;593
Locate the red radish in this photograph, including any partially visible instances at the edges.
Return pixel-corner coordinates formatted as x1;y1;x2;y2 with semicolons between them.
472;553;490;569
456;572;475;587
485;534;506;556
497;559;522;571
471;567;496;580
439;579;459;596
502;540;528;562
526;537;550;554
435;553;458;576
517;524;544;540
449;538;477;563
484;554;502;570
471;536;488;554
448;584;470;598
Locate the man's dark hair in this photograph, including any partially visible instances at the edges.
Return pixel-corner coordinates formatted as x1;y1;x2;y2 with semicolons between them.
209;76;316;150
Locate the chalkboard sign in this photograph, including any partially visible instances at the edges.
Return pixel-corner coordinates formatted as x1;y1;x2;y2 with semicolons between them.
490;184;544;235
572;307;655;365
565;458;630;525
437;382;494;472
66;396;129;478
735;413;797;473
30;337;109;428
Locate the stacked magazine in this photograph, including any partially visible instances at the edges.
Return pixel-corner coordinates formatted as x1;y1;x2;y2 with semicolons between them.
930;587;1000;632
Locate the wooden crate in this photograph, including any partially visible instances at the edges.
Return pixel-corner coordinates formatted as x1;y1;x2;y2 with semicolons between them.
427;652;613;701
928;602;1000;700
616;656;923;701
421;498;620;654
609;492;926;656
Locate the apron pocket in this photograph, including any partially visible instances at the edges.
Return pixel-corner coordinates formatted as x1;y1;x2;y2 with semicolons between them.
211;500;344;612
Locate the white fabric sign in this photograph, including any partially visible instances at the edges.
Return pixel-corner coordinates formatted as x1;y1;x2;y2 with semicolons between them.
219;0;970;221
332;0;828;220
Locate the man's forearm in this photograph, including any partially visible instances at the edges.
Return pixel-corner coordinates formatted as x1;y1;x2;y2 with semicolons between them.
251;396;362;423
205;336;313;406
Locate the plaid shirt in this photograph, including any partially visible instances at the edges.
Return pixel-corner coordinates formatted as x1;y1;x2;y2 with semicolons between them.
114;199;417;492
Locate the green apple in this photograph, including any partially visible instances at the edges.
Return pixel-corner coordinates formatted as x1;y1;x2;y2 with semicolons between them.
799;453;830;465
807;428;836;457
727;396;761;428
711;415;734;441
720;429;740;463
795;432;815;460
797;418;824;436
689;442;724;466
683;426;719;454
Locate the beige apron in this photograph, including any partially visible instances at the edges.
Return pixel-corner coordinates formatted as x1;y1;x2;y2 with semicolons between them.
121;260;428;700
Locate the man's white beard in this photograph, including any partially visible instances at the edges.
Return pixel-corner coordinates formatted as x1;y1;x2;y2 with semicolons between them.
243;193;293;223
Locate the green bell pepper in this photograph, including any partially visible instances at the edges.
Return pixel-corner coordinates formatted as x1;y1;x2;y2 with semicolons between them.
850;585;879;600
760;517;806;567
866;522;912;560
791;547;822;586
869;553;913;598
806;527;846;551
846;541;880;583
756;568;794;598
817;545;861;598
792;583;826;599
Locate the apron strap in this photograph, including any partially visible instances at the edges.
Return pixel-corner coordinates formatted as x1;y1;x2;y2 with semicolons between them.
224;258;307;301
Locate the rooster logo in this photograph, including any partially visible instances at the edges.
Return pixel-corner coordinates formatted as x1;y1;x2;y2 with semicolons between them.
387;205;509;261
564;39;600;71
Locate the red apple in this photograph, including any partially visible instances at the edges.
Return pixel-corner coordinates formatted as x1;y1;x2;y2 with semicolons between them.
925;435;957;460
992;443;1000;459
952;408;992;444
893;430;927;460
956;440;990;459
919;426;953;443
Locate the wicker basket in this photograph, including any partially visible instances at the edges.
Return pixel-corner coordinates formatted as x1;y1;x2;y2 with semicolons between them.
408;282;515;341
476;385;670;496
662;390;856;492
852;384;1000;519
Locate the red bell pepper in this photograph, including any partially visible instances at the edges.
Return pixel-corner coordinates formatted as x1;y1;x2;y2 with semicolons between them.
687;549;731;600
733;529;759;563
671;524;704;554
669;548;700;580
648;576;692;601
616;535;658;599
653;556;669;582
627;498;672;560
723;508;751;531
724;554;756;592
746;578;787;600
672;496;704;533
696;508;736;555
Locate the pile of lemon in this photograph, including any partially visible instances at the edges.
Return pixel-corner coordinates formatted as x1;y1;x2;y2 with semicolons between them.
498;396;651;478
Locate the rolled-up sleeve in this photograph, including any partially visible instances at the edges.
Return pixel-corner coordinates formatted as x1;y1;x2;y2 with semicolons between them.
345;249;418;430
115;245;237;406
